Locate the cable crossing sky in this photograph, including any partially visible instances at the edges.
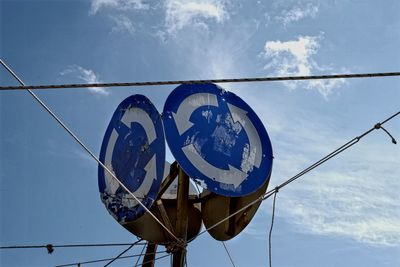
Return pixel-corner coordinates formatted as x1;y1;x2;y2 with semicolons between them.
0;71;399;91
1;58;399;267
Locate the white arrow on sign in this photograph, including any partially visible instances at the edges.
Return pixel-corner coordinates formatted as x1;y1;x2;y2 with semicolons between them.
172;93;218;135
121;107;156;144
182;144;247;188
227;103;262;168
122;154;157;208
104;129;120;195
104;107;158;201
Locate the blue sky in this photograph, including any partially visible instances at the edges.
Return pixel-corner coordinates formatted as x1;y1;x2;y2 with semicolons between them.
1;0;399;266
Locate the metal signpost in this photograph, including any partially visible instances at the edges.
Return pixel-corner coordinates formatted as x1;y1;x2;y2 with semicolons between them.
98;84;273;267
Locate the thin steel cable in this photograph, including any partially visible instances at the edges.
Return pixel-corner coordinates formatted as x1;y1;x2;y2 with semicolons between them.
133;243;147;267
188;110;399;242
268;191;278;267
222;241;236;267
135;253;170;267
0;59;181;244
2;58;398;251
0;243;147;250
104;240;141;267
1;72;400;91
55;251;168;267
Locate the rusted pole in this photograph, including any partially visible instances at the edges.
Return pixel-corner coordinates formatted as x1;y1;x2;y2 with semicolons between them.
172;167;189;267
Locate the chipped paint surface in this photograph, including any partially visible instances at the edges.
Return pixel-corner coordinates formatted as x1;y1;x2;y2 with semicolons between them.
211;113;242;157
98;95;165;223
163;83;273;197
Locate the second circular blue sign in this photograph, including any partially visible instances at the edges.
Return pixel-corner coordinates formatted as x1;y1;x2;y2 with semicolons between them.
163;84;273;197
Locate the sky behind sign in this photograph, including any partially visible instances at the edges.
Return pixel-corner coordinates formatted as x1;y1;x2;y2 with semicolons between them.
1;0;399;266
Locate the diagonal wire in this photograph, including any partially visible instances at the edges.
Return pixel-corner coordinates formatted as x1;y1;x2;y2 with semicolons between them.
268;191;278;267
54;251;168;267
188;110;399;242
133;243;147;267
135;253;170;267
0;59;181;244
2;58;398;260
104;239;142;267
1;72;400;91
222;241;236;267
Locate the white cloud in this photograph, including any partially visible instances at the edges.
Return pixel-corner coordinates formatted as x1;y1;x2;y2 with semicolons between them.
225;92;400;247
278;162;400;247
264;35;319;76
60;65;109;95
261;35;346;97
164;0;229;35
275;2;319;26
240;103;400;247
89;0;149;15
109;14;135;34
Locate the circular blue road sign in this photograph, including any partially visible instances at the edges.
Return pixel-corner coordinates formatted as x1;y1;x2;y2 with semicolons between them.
163;84;273;197
98;95;165;223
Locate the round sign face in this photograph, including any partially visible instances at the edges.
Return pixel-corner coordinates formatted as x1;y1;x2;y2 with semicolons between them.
163;84;273;197
98;95;165;223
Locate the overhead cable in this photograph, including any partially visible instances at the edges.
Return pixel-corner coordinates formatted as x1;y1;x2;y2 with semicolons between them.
54;251;168;267
222;241;236;267
189;110;399;241
0;58;181;245
268;191;278;267
0;72;399;91
0;242;147;251
104;239;142;266
134;243;147;267
136;253;170;267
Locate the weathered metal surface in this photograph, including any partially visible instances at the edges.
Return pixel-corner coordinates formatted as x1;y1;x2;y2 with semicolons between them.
123;198;201;244
172;167;189;267
201;173;271;241
163;83;273;197
98;94;165;223
123;162;201;244
156;162;179;200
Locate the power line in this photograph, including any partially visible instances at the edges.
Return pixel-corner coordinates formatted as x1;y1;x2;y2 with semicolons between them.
0;242;147;251
133;243;147;267
136;253;170;267
268;191;278;267
222;241;236;267
0;58;182;245
54;251;168;267
189;110;399;242
1;58;399;266
104;239;142;266
0;72;399;91
195;172;236;267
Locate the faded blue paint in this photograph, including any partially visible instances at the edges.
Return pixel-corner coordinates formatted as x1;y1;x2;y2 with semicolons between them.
163;84;273;197
98;95;165;223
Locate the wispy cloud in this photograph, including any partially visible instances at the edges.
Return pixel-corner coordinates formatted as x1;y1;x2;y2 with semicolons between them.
240;103;400;247
109;14;135;34
60;65;109;95
164;0;229;35
278;156;400;247
275;2;319;27
89;0;149;15
261;34;346;97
